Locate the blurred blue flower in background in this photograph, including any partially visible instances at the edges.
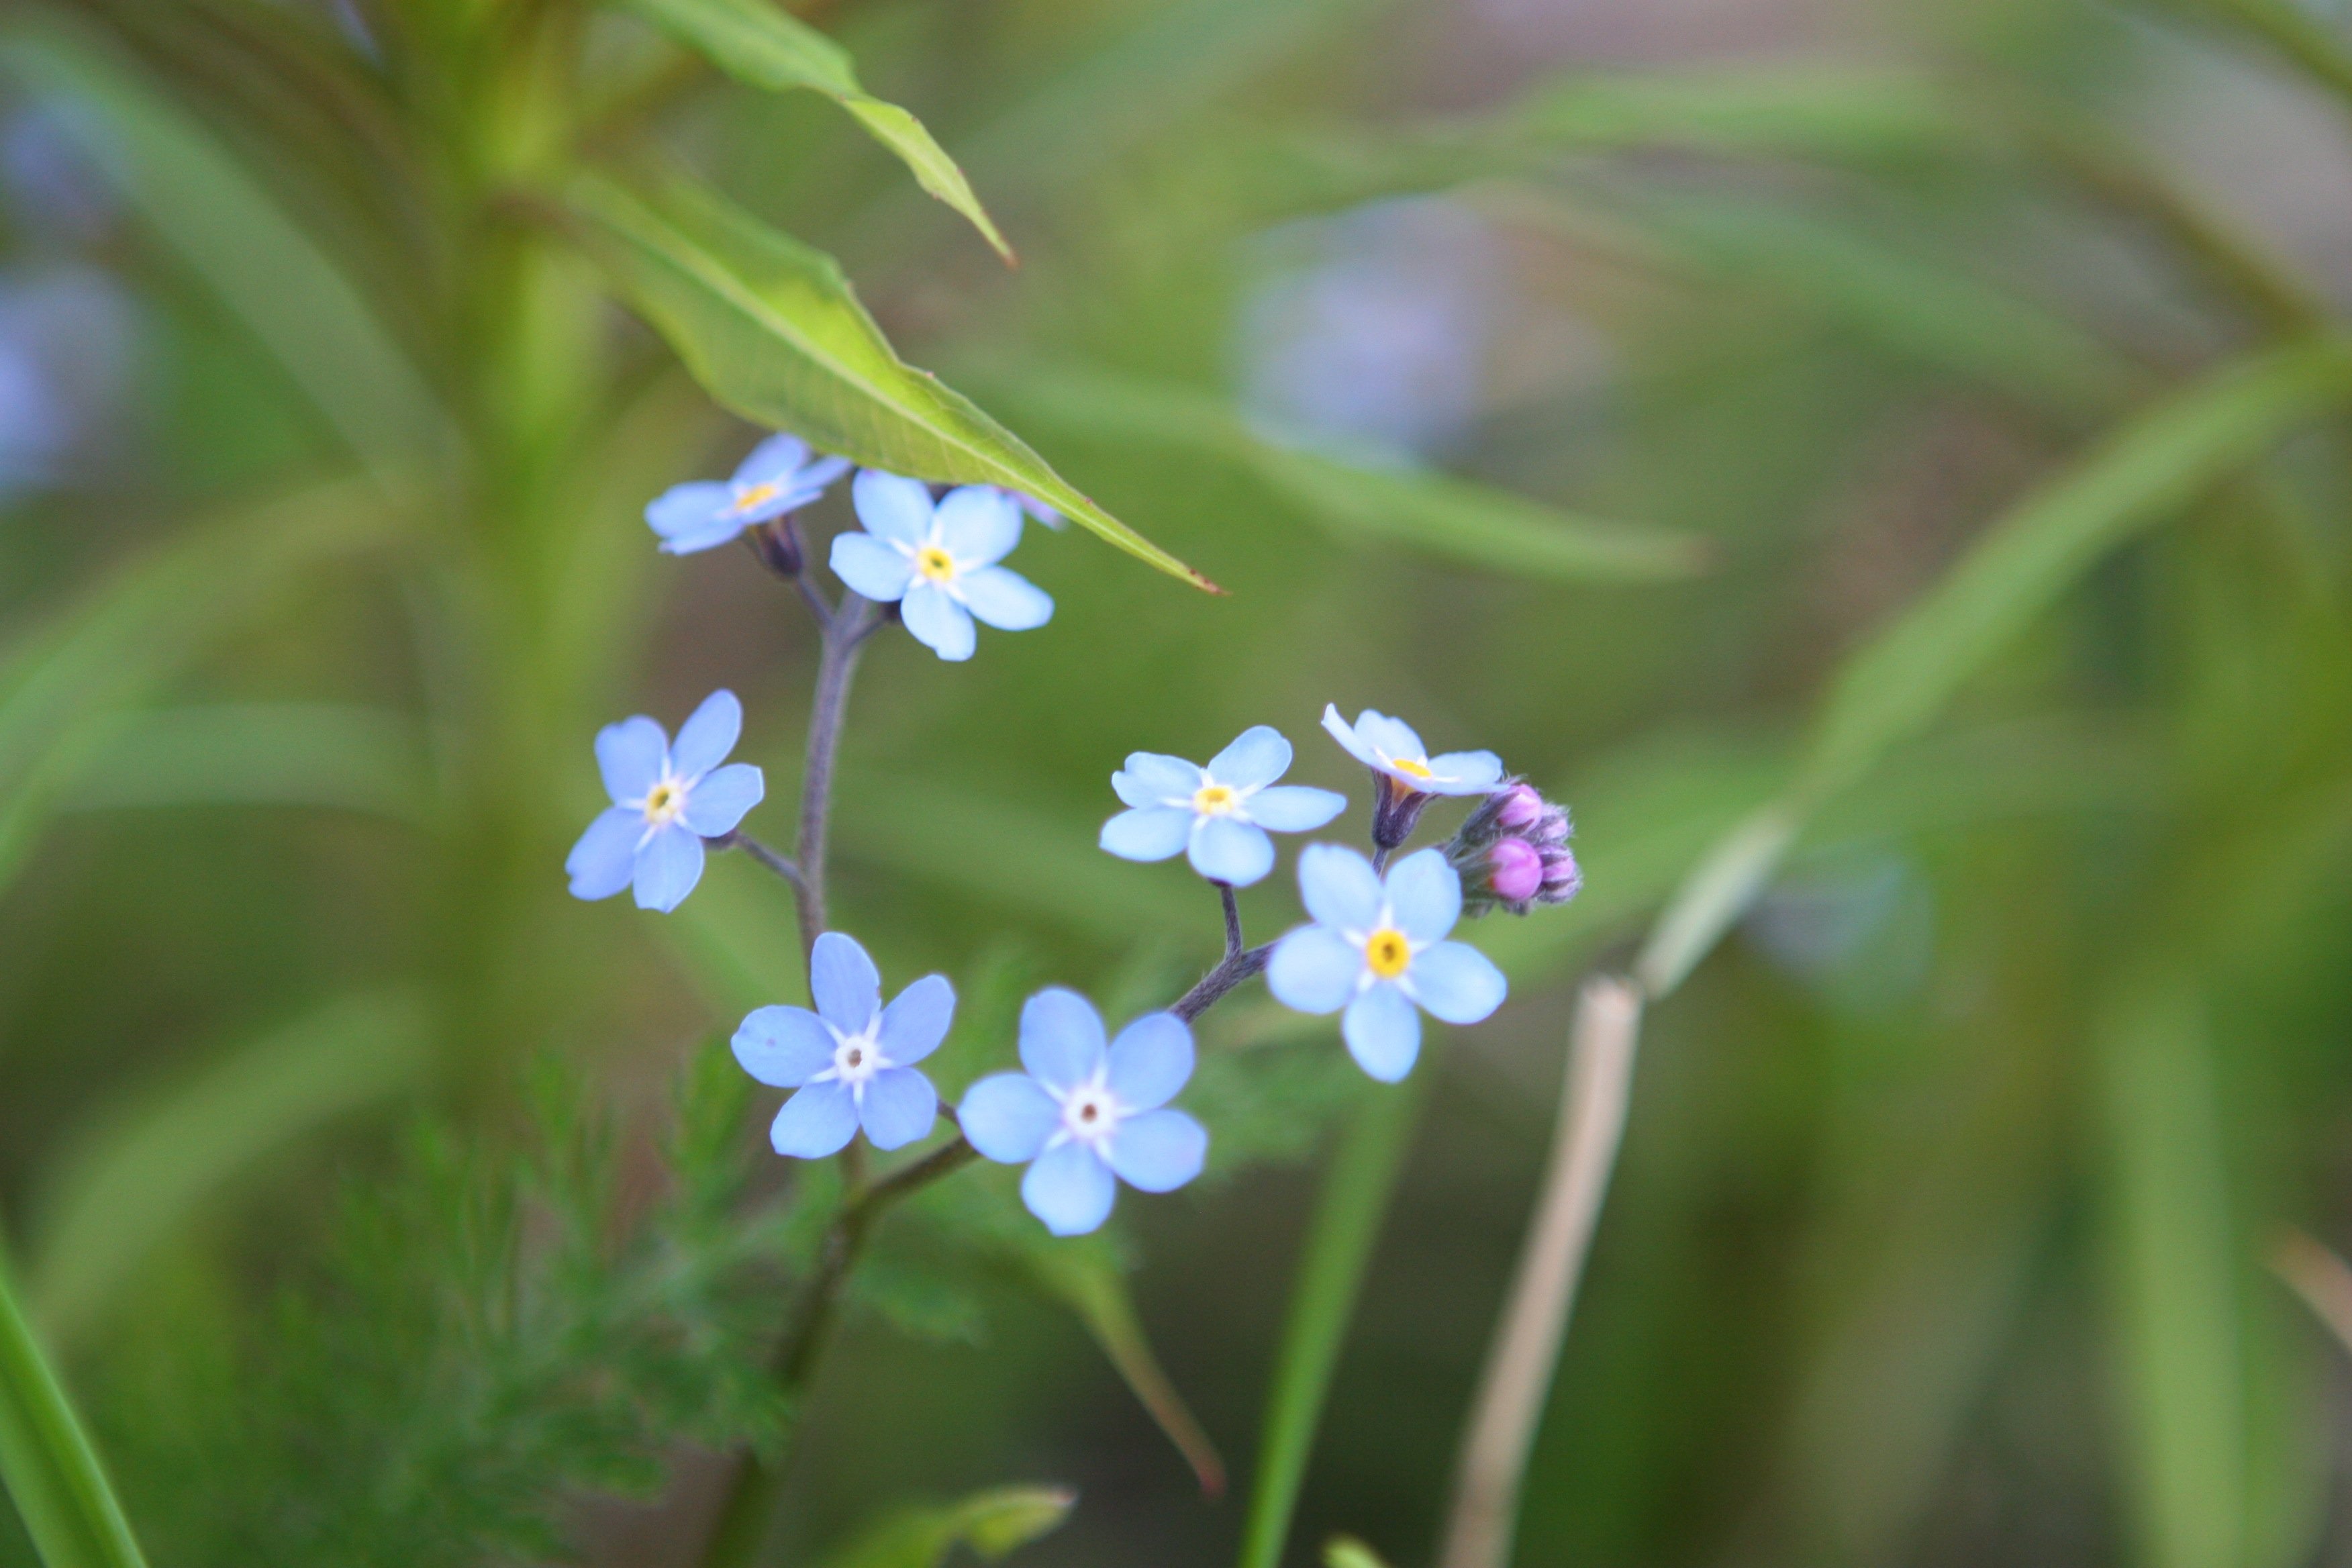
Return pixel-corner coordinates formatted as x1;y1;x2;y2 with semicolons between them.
830;471;1053;660
566;689;764;911
644;432;849;554
734;932;952;1157
0;264;140;501
1268;844;1507;1081
1100;724;1346;886
961;989;1206;1236
2;98;119;246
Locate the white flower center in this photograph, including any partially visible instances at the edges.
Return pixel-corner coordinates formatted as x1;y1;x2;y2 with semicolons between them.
1058;1081;1124;1148
822;1028;889;1097
640;775;689;827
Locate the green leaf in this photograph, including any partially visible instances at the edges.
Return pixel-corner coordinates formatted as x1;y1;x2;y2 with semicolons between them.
1322;1538;1395;1568
567;173;1216;591
0;1250;148;1568
0;19;444;475
818;1485;1076;1568
975;366;1708;582
607;0;1011;260
1026;1248;1226;1496
26;989;434;1348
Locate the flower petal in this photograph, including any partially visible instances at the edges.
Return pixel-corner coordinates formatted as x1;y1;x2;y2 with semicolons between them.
1188;816;1275;887
1321;703;1377;768
1107;1108;1206;1193
877;973;955;1065
1343;983;1422;1082
810;930;882;1034
1267;926;1361;1014
901;583;977;660
1244;785;1346;833
1106;1012;1193;1110
732;1005;834;1087
932;485;1021;567
732;432;811;487
671;689;742;779
1100;806;1191;862
1357;710;1427;765
852;469;934;546
1022;1142;1117;1236
858;1066;938;1150
1114;752;1202;807
1298;842;1383;931
1404;940;1507;1024
595;715;668;803
1207;725;1290;790
1383;847;1461;942
632;824;704;912
1425;749;1506;795
679;762;763;837
1019;987;1106;1091
566;807;642;901
958;566;1052;632
960;1073;1060;1163
830;531;915;602
646;481;737;552
771;1080;858;1158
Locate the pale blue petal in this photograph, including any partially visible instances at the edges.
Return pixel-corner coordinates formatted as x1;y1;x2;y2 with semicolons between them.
671;689;742;779
1405;940;1508;1024
830;532;915;601
732;1005;834;1087
1106;1012;1193;1110
1384;847;1462;942
1207;725;1290;790
1100;806;1190;862
801;454;852;490
1019;987;1106;1091
877;973;954;1065
646;481;738;552
1357;710;1427;764
1267;926;1361;1014
959;1073;1059;1163
733;432;811;487
1114;752;1202;807
595;715;668;803
810;930;882;1034
1022;1142;1117;1236
1424;750;1506;795
1298;843;1382;931
658;513;757;553
771;1081;857;1158
1321;703;1378;768
1188;816;1274;887
858;1066;938;1150
1108;1109;1206;1192
1244;785;1346;833
1343;983;1422;1082
679;763;763;836
632;825;704;912
566;807;641;901
852;469;934;546
933;485;1021;567
901;583;977;660
958;567;1052;631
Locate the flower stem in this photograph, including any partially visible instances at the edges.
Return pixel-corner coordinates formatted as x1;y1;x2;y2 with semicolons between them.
1172;882;1268;1022
709;830;803;891
792;594;876;967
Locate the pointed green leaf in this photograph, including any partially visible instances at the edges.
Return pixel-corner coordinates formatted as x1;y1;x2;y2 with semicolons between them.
1026;1247;1226;1496
567;173;1216;590
0;1251;148;1568
607;0;1010;259
818;1485;1075;1568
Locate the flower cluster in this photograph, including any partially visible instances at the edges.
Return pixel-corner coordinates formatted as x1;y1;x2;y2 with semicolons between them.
1446;781;1581;916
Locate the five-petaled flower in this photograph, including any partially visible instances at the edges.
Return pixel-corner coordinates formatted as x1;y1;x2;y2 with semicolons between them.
646;434;850;554
1099;725;1346;887
1267;844;1508;1082
959;989;1208;1236
1321;705;1502;795
733;931;952;1157
567;689;765;912
830;471;1053;661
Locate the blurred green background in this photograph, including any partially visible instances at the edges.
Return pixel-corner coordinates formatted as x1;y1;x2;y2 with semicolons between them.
6;0;2352;1563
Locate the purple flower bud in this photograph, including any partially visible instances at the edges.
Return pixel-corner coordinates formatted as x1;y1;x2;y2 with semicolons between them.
1489;838;1542;902
1538;844;1582;903
1493;783;1545;832
745;516;804;577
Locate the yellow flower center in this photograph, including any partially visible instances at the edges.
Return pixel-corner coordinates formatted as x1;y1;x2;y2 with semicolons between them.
1365;928;1412;979
642;779;685;824
916;545;956;582
1390;756;1434;781
730;481;783;515
1193;783;1238;816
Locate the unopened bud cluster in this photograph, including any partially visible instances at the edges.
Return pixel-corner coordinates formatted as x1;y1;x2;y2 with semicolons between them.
1448;781;1580;916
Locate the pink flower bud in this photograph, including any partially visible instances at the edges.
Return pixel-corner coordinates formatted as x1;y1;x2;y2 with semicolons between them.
1489;837;1543;902
1538;844;1582;903
1493;783;1545;832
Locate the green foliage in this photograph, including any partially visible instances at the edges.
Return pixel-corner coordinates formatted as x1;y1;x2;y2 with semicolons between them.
815;1485;1073;1568
0;1253;148;1568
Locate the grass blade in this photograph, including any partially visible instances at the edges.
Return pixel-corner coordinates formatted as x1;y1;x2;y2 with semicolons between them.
1028;1249;1226;1497
0;1250;148;1568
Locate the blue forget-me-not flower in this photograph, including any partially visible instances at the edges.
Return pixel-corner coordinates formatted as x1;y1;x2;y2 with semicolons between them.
733;931;952;1157
829;471;1053;661
959;989;1207;1236
567;689;764;912
1267;844;1507;1082
645;433;850;554
1100;725;1346;887
1322;705;1503;795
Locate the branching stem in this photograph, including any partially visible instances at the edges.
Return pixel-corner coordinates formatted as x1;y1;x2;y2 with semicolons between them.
709;830;803;891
